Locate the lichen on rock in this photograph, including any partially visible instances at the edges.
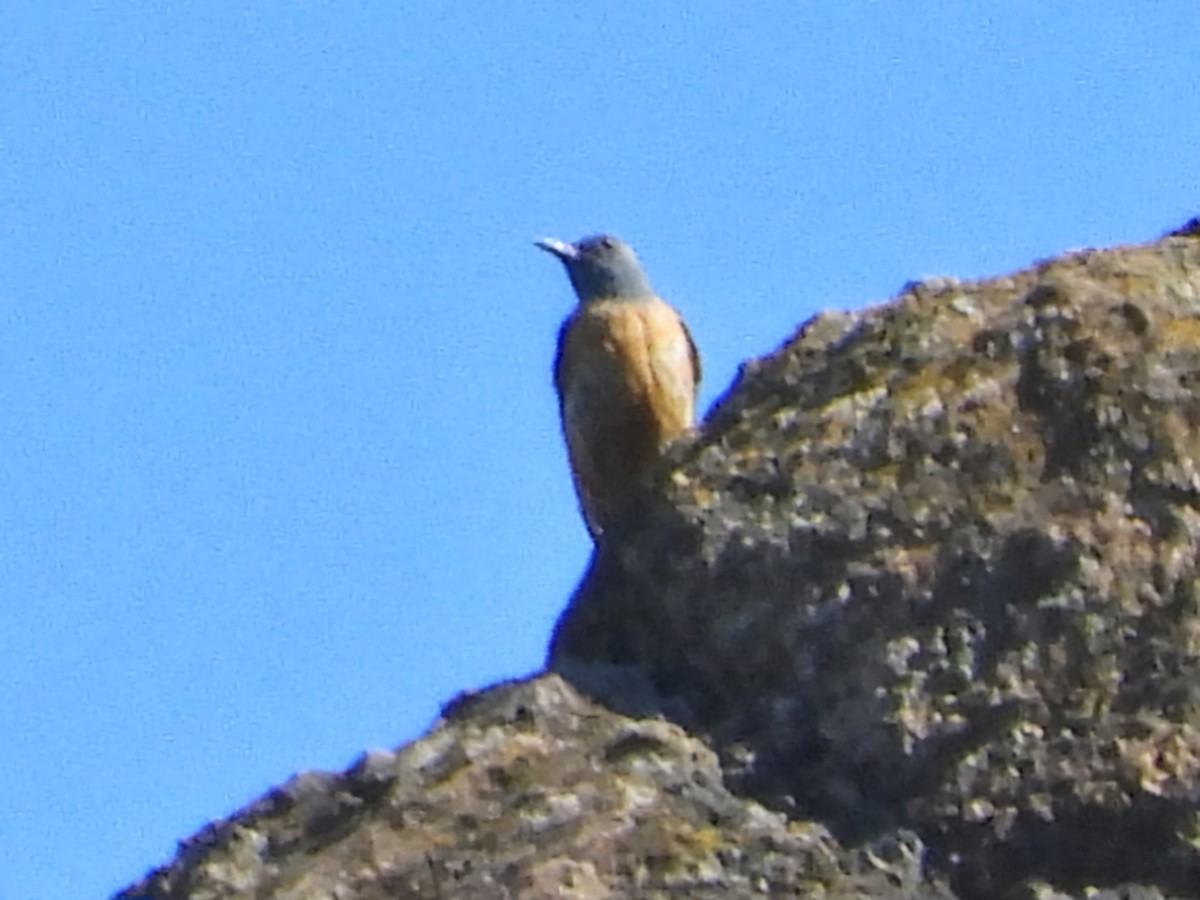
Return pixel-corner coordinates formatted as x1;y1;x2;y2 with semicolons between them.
552;228;1200;898
120;225;1200;900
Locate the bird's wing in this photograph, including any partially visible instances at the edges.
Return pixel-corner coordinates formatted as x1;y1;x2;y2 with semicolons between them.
552;315;573;406
553;312;605;538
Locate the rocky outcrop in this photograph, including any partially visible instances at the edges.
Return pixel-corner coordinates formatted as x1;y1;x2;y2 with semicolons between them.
119;676;947;898
120;226;1200;899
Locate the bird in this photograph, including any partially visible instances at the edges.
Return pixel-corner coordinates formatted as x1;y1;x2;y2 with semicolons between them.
535;234;701;540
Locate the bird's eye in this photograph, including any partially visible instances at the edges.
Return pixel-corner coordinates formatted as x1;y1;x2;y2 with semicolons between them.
599;237;613;249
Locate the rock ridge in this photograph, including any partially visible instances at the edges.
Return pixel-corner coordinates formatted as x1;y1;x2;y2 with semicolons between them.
121;225;1200;899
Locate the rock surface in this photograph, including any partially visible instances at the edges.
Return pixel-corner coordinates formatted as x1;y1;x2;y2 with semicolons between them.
120;227;1200;899
120;675;948;899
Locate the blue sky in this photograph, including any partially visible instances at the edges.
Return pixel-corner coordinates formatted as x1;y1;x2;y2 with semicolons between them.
1;4;1195;898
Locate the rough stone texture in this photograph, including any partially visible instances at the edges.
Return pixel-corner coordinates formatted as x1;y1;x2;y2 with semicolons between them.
554;227;1200;898
119;226;1200;899
117;675;947;899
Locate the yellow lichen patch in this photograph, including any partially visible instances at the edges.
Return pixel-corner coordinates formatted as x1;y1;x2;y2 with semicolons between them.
523;858;609;898
820;384;889;424
885;355;1002;412
1116;725;1200;797
864;461;900;483
673;824;726;858
687;485;716;510
879;544;937;591
633;819;727;880
1157;317;1200;351
1107;270;1175;303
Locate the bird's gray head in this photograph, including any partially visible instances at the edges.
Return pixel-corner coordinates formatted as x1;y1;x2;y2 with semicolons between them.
535;234;654;304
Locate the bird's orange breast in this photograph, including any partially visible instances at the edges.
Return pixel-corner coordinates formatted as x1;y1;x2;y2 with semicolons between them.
555;296;699;538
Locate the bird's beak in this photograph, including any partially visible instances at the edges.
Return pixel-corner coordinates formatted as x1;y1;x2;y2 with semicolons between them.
534;237;577;261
